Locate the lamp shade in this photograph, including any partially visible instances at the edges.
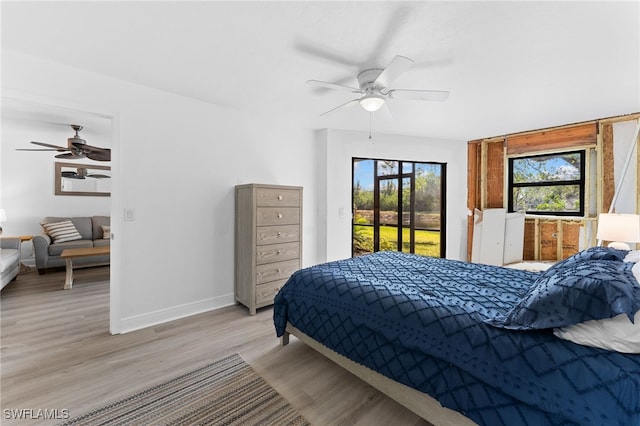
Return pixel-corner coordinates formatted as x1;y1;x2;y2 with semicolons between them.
0;209;6;222
359;95;385;112
596;213;640;245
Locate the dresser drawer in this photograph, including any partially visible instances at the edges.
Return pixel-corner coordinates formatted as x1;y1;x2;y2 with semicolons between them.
256;225;300;245
256;207;300;226
256;242;300;265
256;259;299;284
256;187;301;207
255;278;287;306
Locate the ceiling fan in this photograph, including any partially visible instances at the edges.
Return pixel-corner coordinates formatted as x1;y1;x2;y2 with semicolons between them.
307;55;449;116
61;168;110;179
16;124;111;161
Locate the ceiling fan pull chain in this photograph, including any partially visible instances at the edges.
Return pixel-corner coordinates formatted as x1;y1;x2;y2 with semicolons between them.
369;112;373;140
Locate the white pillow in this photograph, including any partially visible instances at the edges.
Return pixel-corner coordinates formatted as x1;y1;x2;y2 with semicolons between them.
554;311;640;354
622;251;640;286
624;250;640;263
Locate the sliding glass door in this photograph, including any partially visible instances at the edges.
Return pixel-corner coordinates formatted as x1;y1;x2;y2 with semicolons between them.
352;158;446;257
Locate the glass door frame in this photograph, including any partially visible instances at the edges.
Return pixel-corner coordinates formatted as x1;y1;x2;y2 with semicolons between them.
352;157;447;258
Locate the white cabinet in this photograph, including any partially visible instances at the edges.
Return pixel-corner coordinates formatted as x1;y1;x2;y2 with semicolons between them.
472;208;525;266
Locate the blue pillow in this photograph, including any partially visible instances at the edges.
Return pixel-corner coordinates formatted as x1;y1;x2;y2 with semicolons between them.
546;246;627;272
487;259;640;330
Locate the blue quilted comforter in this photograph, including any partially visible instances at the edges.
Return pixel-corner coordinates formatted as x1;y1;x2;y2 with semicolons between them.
273;251;640;426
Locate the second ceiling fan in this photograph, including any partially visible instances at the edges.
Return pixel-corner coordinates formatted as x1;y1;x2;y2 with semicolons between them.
16;124;111;162
307;55;449;117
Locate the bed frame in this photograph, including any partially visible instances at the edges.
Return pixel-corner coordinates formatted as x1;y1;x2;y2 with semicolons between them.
282;323;477;426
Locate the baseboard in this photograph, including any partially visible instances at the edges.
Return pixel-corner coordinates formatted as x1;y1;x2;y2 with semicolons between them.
117;293;235;334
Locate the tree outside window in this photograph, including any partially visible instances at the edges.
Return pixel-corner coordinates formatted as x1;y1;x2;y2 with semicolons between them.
508;150;585;216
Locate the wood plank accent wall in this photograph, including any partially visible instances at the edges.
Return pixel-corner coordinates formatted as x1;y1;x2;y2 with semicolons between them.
485;141;505;208
522;218;591;261
506;122;597;155
467;113;639;262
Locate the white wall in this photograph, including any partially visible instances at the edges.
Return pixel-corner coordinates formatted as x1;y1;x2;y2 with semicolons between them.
320;129;468;262
2;50;321;333
2;50;470;334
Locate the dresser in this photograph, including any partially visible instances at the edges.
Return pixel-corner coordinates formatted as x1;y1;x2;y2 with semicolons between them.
235;184;303;315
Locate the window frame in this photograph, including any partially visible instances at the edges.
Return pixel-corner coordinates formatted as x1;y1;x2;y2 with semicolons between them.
507;150;586;216
351;157;447;258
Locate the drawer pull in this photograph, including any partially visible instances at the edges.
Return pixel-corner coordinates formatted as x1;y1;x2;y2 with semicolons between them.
277;250;282;255
277;213;283;219
277;195;283;200
277;232;282;237
277;268;281;273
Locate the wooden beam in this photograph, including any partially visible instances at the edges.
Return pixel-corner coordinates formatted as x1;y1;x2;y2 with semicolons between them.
485;140;505;208
601;123;615;212
534;218;540;260
506;123;597;155
481;141;488;209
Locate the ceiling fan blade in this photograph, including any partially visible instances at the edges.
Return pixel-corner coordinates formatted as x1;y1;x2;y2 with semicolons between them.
16;148;68;152
320;98;360;117
307;80;362;93
72;142;111;162
85;150;111;162
61;172;85;179
72;142;106;152
295;41;361;69
373;55;414;88
30;141;69;151
87;174;111;179
387;89;450;102
56;152;86;160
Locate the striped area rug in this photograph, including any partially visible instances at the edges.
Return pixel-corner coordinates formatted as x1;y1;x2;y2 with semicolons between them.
61;353;309;425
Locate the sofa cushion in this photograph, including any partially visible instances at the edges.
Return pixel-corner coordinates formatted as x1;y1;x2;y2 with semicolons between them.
93;239;110;248
41;220;83;244
0;249;20;273
92;216;110;240
48;240;94;256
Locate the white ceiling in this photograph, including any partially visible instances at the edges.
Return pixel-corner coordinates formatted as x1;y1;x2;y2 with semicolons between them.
2;1;639;141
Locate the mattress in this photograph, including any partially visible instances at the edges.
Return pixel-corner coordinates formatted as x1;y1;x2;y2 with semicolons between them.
273;251;640;426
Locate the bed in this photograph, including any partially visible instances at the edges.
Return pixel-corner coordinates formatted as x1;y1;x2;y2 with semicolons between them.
273;249;640;426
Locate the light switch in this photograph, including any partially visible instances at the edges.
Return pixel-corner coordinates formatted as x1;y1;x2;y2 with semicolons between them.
124;208;136;221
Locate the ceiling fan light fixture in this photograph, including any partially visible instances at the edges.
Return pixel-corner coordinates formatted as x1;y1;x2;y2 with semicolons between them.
359;94;385;112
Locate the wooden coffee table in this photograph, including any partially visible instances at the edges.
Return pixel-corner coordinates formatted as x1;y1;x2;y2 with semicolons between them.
59;246;110;289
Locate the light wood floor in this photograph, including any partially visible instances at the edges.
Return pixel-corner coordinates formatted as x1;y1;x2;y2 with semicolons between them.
1;267;430;425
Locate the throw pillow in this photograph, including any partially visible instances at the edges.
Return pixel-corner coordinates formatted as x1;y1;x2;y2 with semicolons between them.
41;220;83;244
486;259;640;330
546;246;627;273
102;225;111;239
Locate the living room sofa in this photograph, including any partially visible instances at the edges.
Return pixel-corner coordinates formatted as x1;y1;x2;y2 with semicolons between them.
1;237;22;289
33;216;110;274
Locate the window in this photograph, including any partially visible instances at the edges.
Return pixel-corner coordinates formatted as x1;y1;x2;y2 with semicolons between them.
352;158;446;257
508;150;585;216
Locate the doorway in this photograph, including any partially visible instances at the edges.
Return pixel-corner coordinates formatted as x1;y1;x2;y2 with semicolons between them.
1;94;119;333
352;158;446;257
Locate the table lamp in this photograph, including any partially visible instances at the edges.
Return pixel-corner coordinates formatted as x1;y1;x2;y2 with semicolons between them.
596;213;640;250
